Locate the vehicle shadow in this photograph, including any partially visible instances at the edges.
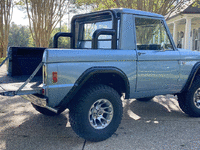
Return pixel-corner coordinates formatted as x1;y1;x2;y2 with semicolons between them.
122;95;187;121
1;110;84;150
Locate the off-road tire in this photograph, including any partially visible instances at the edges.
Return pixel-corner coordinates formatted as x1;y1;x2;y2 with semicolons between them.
136;97;154;102
177;93;190;115
178;77;200;117
69;84;123;142
31;103;60;116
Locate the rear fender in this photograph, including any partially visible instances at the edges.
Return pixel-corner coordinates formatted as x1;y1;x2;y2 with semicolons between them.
56;66;130;111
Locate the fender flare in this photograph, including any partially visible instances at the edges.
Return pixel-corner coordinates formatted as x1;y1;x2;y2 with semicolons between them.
181;62;200;92
57;66;130;111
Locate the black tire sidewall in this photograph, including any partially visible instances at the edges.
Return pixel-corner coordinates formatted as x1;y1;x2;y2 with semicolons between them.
70;85;123;141
186;83;200;116
177;93;190;114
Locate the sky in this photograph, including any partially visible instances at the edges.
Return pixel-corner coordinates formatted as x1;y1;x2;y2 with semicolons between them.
12;7;29;26
12;6;90;27
12;6;71;27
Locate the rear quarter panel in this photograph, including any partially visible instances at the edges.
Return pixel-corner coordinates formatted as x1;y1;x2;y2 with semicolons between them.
43;49;137;107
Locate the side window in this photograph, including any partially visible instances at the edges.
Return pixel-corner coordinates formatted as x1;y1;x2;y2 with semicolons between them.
135;17;173;50
84;21;112;40
75;19;120;49
82;21;112;49
75;20;113;49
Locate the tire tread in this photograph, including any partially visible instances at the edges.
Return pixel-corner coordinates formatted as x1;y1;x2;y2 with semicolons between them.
69;84;123;142
178;76;200;117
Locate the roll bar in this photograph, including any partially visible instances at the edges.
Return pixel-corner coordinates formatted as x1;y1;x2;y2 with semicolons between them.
92;29;116;49
53;32;72;48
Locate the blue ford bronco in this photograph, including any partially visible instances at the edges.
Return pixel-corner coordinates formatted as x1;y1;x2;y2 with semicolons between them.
1;8;200;141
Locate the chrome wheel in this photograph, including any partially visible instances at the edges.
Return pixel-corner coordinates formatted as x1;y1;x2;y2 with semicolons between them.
89;99;113;129
194;88;200;109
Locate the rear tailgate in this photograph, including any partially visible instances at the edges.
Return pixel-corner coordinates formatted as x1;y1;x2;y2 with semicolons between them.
0;81;42;96
0;48;57;111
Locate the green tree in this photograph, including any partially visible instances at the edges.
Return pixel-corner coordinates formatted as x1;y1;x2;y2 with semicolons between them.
49;24;70;48
8;22;31;47
15;0;70;48
76;0;193;16
15;0;82;48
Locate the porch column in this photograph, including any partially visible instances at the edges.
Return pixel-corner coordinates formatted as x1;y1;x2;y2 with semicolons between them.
184;17;192;50
173;21;178;46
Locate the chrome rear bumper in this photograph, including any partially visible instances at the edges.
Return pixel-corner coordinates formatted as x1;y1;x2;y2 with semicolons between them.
20;94;58;113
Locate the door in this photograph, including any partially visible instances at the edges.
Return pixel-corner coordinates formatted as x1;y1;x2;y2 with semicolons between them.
135;17;180;92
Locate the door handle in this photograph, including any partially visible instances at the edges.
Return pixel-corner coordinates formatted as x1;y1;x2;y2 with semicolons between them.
138;52;146;56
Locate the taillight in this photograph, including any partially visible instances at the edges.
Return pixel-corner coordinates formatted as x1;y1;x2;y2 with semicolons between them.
52;72;58;83
42;89;45;94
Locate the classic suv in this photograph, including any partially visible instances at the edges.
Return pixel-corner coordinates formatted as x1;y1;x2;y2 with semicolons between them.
1;8;200;142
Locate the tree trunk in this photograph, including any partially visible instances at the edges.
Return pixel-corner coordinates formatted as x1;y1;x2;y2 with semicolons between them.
26;0;67;48
0;0;12;58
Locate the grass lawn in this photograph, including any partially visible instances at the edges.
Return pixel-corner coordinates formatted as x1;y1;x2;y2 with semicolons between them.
0;57;5;63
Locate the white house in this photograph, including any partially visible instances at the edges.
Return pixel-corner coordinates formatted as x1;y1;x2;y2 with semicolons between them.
166;2;200;51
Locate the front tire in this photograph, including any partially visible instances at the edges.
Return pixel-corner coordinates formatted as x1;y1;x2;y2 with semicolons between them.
69;84;123;142
178;77;200;117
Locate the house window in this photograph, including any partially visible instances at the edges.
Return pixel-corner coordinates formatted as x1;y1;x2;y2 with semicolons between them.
177;31;183;48
193;29;198;51
195;39;198;50
198;28;200;51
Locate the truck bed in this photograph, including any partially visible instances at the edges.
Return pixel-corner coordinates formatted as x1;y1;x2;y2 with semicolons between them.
0;64;43;95
0;47;45;96
0;76;42;92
